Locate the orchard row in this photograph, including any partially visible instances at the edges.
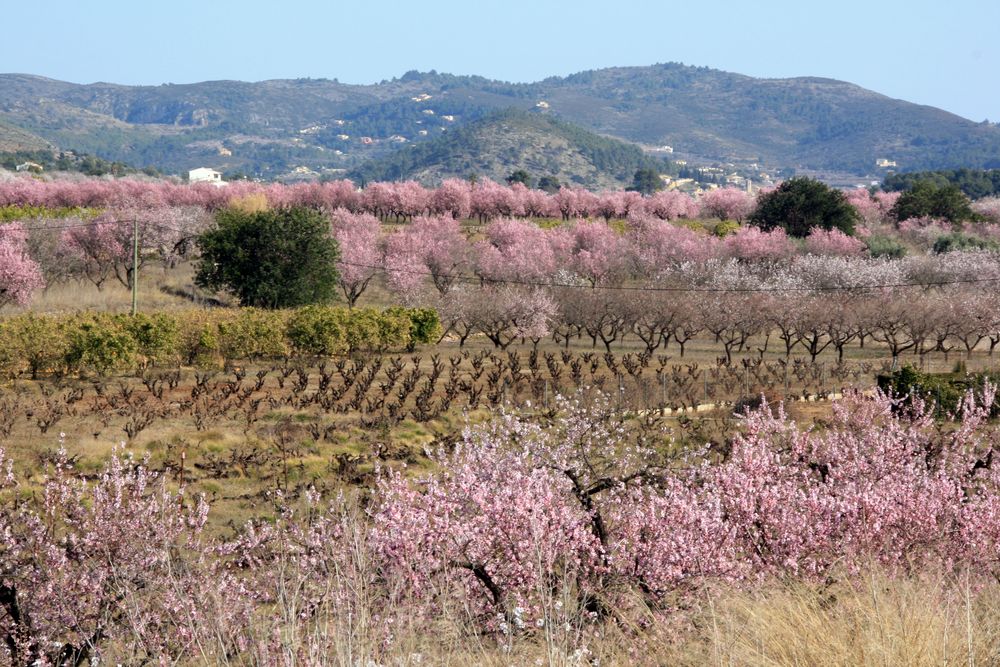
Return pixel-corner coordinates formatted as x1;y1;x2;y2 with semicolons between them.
0;306;439;378
0;175;809;221
4;201;996;306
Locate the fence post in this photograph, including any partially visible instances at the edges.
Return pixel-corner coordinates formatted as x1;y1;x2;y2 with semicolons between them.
661;373;667;410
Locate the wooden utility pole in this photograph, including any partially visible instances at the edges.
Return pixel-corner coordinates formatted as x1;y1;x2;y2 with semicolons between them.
131;218;139;316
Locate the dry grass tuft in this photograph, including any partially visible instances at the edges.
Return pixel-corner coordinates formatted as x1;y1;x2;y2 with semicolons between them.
696;570;1000;667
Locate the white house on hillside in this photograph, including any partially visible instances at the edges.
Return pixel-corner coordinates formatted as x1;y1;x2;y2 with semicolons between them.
188;167;226;186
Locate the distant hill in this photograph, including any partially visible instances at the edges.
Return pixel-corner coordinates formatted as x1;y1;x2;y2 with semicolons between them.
523;65;1000;174
349;110;668;188
0;118;52;153
1;64;999;180
0;149;150;177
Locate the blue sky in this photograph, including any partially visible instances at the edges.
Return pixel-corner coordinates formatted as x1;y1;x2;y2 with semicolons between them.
3;0;998;121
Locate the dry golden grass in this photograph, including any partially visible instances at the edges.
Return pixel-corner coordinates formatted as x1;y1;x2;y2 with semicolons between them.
689;570;1000;667
372;570;1000;666
3;262;231;315
184;569;1000;666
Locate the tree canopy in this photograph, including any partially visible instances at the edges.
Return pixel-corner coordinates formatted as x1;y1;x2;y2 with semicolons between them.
537;176;561;194
505;169;533;187
883;168;1000;200
195;206;340;308
628;168;665;196
749;177;858;237
889;179;978;223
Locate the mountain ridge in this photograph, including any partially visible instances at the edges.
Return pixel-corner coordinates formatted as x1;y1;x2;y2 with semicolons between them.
1;63;998;181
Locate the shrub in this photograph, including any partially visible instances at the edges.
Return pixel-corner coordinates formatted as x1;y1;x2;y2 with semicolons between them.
175;310;227;368
0;305;440;376
891;180;978;224
713;220;740;238
0;313;69;379
400;307;442;346
374;308;412;352
216;309;289;362
120;312;180;366
865;234;907;258
64;314;139;375
931;232;998;254
285;305;349;357
344;307;408;354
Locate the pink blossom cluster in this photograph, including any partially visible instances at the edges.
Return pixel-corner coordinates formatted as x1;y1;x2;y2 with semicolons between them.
0;445;249;664
331;208;383;306
475;217;559;282
0;174;696;221
374;386;1000;621
6;387;1000;657
55;206;210;291
845;189;900;231
898;216;955;247
0;173;968;237
972;197;1000;224
698;186;756;222
627;213;723;273
723;225;797;262
803;227;867;256
323;208;1000;308
0;222;44;305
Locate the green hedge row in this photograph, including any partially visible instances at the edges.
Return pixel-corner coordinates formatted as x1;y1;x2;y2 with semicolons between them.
0;306;440;377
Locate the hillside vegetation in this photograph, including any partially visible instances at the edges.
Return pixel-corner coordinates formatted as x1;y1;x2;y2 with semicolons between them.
2;63;1000;179
350;110;669;188
883;168;1000;199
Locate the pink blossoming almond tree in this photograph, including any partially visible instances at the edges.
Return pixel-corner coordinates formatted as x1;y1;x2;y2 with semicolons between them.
330;208;384;307
0;222;44;306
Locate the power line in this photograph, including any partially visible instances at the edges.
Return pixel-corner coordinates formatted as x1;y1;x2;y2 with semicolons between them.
337;259;1000;293
9;218;1000;293
1;218;201;234
2;219;124;232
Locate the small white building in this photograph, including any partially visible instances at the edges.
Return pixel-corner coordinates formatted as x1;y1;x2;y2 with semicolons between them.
188;167;225;186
